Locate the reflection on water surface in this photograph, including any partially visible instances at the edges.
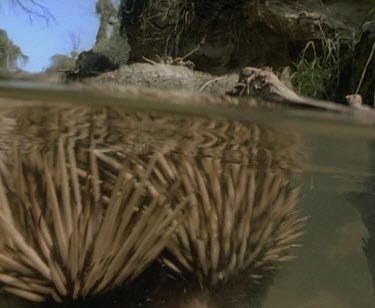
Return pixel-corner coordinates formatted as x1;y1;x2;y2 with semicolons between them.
0;84;374;308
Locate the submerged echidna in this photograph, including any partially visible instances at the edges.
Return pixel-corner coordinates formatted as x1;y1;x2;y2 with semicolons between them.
0;147;185;302
108;118;306;308
157;119;306;287
162;157;305;286
0;106;186;303
0;104;305;305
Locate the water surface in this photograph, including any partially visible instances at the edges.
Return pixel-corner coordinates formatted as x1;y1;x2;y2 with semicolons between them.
0;82;374;308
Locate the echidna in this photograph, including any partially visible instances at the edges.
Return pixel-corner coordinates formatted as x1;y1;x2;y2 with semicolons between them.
157;119;306;286
0;106;186;302
107;118;306;308
0;104;305;305
162;157;305;285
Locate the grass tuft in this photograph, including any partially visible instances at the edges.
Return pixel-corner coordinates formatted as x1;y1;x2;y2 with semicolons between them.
291;26;353;100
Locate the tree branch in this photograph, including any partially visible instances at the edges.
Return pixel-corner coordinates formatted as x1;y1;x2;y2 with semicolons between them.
10;0;55;24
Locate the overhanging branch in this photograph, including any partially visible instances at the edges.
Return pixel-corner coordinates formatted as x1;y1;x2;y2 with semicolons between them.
10;0;55;23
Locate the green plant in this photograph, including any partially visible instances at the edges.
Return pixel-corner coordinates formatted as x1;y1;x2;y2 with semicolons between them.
45;53;76;73
291;27;353;100
93;23;130;66
0;29;28;71
366;0;375;21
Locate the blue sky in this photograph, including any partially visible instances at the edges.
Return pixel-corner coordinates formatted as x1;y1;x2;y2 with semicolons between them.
0;0;99;72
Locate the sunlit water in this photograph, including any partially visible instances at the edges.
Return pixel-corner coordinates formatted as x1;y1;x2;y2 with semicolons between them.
0;82;374;308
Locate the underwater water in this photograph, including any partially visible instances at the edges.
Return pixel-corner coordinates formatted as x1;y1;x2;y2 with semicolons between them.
0;82;374;308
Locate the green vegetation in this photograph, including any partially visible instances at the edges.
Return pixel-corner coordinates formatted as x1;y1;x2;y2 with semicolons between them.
0;29;28;71
291;0;374;101
291;29;353;100
368;0;375;20
44;32;81;73
95;0;117;43
45;54;76;73
93;24;130;66
93;0;129;66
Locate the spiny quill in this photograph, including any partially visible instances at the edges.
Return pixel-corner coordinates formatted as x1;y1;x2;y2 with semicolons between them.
162;156;306;286
0;138;185;302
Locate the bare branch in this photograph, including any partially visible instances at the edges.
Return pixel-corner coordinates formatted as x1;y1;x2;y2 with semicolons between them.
69;32;81;52
9;0;55;24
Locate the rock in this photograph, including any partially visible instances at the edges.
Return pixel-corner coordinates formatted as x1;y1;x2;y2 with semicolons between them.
228;66;301;101
90;63;238;95
74;63;375;124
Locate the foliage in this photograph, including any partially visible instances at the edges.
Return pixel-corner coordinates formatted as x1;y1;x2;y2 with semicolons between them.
291;29;353;100
363;1;375;23
44;32;81;73
96;0;117;42
93;23;130;66
0;29;28;71
93;1;129;66
369;0;375;20
45;54;75;73
96;0;116;17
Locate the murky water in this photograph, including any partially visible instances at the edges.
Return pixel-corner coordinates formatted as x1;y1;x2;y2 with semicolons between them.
0;82;374;308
